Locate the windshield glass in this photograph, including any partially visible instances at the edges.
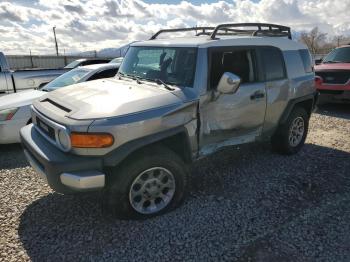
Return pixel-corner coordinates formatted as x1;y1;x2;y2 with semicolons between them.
118;46;197;87
64;60;83;69
323;47;350;63
110;57;123;64
42;68;90;91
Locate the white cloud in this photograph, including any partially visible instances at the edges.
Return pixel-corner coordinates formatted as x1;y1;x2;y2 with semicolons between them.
0;0;349;55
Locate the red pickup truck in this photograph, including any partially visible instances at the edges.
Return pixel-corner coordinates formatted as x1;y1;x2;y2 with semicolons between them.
315;45;350;102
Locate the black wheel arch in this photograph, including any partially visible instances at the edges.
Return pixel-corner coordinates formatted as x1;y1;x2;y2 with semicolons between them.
279;92;318;124
103;126;193;168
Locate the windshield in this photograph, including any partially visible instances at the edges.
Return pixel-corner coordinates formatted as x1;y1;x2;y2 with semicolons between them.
118;46;197;87
110;57;123;64
323;47;350;63
64;60;83;69
42;68;90;91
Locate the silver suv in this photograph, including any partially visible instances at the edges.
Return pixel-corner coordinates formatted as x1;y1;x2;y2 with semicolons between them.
21;23;317;219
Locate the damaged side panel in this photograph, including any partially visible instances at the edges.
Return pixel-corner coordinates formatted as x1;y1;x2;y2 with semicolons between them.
198;81;267;156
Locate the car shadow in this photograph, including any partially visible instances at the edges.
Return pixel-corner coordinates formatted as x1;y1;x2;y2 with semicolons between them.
0;143;27;169
18;142;350;261
315;103;350;120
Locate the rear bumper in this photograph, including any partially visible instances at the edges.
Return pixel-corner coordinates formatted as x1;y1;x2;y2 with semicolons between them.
20;124;105;194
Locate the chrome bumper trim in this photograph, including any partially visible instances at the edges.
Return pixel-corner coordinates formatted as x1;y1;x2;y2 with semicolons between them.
60;171;105;190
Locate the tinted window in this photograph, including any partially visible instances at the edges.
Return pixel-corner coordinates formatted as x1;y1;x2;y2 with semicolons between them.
299;49;313;73
261;47;286;81
81;59;110;66
209;49;256;89
88;68;118;81
323;47;350;63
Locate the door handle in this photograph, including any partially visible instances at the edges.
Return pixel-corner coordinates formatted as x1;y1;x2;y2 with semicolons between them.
250;91;265;100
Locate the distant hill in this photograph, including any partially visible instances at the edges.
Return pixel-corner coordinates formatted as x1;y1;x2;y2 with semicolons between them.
74;42;136;58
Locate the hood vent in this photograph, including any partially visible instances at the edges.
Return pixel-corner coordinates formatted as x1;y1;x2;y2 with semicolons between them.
41;98;71;113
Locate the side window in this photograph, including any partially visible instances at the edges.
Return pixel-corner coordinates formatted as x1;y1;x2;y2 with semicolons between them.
299;49;313;73
87;68;118;81
209;49;256;89
261;47;286;81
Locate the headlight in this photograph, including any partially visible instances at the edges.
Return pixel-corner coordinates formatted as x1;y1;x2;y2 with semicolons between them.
57;129;71;151
0;108;18;121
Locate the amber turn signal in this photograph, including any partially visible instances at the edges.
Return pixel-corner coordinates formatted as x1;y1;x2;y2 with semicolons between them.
70;132;114;148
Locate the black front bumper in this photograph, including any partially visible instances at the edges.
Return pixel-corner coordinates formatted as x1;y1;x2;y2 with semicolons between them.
20;124;103;194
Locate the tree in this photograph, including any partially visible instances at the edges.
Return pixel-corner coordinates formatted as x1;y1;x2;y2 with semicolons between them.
299;27;327;54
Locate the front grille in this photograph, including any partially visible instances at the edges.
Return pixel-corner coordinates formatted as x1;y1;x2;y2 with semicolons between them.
36;117;55;141
316;71;350;84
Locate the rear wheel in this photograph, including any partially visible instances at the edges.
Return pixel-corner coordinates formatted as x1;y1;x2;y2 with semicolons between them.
103;146;188;219
271;107;309;155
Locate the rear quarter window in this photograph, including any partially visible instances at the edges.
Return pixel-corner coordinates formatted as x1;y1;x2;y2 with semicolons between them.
261;47;286;81
299;49;313;73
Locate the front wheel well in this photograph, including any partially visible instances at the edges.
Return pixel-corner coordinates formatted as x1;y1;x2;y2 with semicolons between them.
104;130;192;171
294;99;314;117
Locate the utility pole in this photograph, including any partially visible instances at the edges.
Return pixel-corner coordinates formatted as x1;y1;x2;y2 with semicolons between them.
53;26;59;56
29;49;34;68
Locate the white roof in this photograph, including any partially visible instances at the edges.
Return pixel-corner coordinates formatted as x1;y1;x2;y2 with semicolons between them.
132;35;307;51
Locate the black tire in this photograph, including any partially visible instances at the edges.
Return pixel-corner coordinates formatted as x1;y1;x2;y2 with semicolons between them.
271;107;309;155
103;145;189;219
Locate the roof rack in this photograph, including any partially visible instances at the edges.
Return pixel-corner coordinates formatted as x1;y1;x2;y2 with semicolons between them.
210;23;292;40
150;27;216;40
149;23;292;40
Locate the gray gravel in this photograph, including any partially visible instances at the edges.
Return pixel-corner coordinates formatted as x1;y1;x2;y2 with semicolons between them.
0;103;350;261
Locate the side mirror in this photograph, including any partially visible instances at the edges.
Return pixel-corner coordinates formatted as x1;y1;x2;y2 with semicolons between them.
217;72;241;94
315;59;322;65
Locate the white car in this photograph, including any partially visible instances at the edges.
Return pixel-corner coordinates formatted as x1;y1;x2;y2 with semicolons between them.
0;63;119;144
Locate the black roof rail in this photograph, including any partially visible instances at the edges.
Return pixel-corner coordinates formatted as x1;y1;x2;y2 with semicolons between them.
150;27;216;40
210;23;292;40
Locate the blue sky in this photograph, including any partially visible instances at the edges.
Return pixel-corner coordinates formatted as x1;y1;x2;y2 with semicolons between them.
0;0;349;54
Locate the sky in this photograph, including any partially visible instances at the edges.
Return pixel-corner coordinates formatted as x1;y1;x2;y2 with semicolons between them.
0;0;349;55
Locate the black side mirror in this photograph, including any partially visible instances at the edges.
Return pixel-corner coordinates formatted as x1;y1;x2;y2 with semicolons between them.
315;59;322;65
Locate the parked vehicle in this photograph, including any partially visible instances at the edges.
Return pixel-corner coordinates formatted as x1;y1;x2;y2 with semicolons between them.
0;63;119;144
109;57;123;65
21;23;317;219
0;52;68;93
315;45;350;102
64;58;111;69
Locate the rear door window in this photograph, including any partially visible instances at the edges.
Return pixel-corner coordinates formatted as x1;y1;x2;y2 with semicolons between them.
261;47;286;81
299;49;313;73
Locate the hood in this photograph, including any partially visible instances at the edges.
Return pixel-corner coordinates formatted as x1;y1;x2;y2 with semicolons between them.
35;78;183;120
315;63;350;71
0;90;45;110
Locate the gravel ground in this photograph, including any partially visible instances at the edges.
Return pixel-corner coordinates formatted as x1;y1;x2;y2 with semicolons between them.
0;103;349;262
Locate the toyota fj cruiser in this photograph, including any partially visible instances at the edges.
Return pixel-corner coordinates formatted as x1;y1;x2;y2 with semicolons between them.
21;23;317;219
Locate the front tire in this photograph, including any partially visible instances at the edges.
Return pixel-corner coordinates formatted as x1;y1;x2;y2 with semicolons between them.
103;146;188;219
271;107;309;155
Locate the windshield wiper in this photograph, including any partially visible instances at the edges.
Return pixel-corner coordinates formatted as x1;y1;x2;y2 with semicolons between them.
118;72;142;84
155;78;175;91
